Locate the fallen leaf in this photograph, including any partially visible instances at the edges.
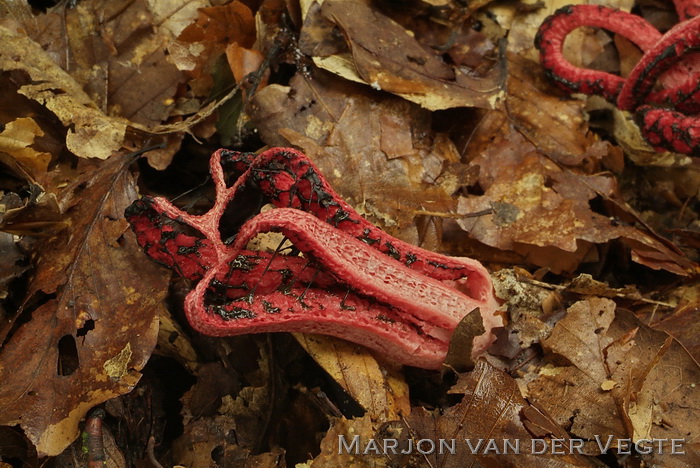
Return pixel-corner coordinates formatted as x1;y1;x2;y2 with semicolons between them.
608;311;700;466
651;282;700;362
0;155;170;456
308;416;381;468
0;25;127;159
248;71;468;249
172;413;255;467
174;1;256;95
565;274;642;300
67;0;183;127
400;360;592;466
146;0;209;40
0;117;51;174
542;298;617;386
456;132;696;274
506;54;615;166
0;231;28;308
489;268;557;359
294;333;410;421
528;298;700;465
301;0;506;110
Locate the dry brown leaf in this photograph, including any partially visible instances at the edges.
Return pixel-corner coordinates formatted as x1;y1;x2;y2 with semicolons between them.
249;71;466;249
301;0;505;110
323;0;455;91
175;341;267;466
541;298;617;386
398;360;592;467
0;232;27;301
173;1;256;95
293;334;410;421
0;117;51;174
528;298;700;465
506;54;616;166
173;337;311;467
155;309;199;374
0;0;212;166
12;0;188;129
172;413;254;467
606;310;700;466
443;308;485;372
310;362;586;467
146;0;209;40
226;42;267;86
456;132;696;274
565;274;642;300
0;72;66;178
650;282;700;362
457;149;609;272
0;25;127;159
308;416;383;468
66;0;183;126
489;268;557;358
0;159;63;236
0;155;169;456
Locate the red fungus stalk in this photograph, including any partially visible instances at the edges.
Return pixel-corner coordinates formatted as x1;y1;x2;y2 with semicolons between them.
126;148;501;369
676;0;700;21
616;15;700;112
535;5;661;101
535;3;700;155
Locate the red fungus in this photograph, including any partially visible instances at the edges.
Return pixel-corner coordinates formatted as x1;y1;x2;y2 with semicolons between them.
535;5;661;101
535;2;700;156
616;15;700;113
126;148;501;369
676;0;700;21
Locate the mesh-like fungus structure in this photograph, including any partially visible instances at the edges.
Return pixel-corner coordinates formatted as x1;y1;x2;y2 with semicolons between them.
126;148;501;369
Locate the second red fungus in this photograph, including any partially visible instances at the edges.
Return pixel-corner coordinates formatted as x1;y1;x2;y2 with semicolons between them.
535;2;700;156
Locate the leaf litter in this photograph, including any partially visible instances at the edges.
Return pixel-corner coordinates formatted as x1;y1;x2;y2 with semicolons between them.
0;0;698;466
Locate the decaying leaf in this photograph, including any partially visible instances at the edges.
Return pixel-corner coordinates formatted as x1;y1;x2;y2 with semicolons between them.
0;231;27;303
528;298;700;465
2;0;700;464
489;268;558;359
0;117;51;174
650;282;700;362
294;333;410;421
173;1;256;95
146;0;209;41
0;25;127;159
507;54;618;166
456;133;696;275
0;156;169;456
13;0;188;130
308;416;381;467
249;71;470;249
300;0;506;110
400;360;592;467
